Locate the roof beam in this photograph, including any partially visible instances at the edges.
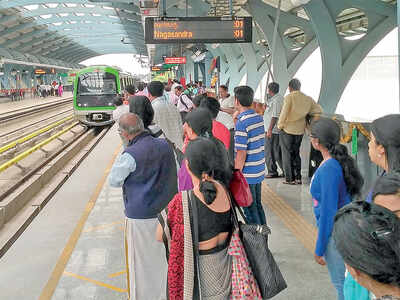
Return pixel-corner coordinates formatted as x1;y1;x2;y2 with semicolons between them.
0;16;142;38
18;34;68;51
1;28;47;46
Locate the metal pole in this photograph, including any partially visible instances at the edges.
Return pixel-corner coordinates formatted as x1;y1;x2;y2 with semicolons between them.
186;0;188;17
229;0;233;17
398;0;400;111
163;0;167;16
267;0;282;86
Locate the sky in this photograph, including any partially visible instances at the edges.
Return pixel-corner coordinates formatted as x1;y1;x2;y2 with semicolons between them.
80;53;149;75
80;29;399;121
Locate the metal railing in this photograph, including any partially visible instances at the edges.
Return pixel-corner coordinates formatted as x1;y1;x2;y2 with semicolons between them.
0;115;73;155
0;122;78;173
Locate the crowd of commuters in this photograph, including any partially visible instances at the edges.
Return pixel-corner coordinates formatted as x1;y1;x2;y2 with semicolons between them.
108;78;400;300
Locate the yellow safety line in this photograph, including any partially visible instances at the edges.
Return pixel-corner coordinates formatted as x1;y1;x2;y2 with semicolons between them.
83;220;124;233
0;122;78;173
262;184;317;254
0;115;73;155
63;271;127;293
38;142;122;300
108;270;127;278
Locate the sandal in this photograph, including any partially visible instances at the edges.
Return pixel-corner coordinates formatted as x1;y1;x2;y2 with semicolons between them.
282;181;296;185
265;174;279;178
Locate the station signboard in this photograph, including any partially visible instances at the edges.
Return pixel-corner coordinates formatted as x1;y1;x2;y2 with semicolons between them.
145;16;252;44
164;57;186;64
151;66;171;72
34;69;46;75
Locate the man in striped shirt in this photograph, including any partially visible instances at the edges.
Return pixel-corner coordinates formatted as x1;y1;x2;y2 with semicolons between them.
234;86;266;225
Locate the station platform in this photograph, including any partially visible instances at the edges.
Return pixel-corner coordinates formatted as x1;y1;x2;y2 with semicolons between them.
0;92;72;114
0;125;336;300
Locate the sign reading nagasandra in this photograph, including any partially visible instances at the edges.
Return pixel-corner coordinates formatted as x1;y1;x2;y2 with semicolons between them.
145;16;252;44
164;57;186;64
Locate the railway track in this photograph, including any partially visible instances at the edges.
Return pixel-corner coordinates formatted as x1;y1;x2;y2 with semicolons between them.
0;97;73;125
0;109;73;141
0;123;111;258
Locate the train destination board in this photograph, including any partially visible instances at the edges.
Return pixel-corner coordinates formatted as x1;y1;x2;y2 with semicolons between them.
145;16;252;44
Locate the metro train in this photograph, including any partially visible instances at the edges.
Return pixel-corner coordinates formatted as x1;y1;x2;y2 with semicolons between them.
73;65;136;126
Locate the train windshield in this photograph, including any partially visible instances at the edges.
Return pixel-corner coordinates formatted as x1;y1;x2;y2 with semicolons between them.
76;71;118;108
78;72;117;95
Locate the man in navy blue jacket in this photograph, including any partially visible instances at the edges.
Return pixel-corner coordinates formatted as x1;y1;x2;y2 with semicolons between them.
109;113;177;300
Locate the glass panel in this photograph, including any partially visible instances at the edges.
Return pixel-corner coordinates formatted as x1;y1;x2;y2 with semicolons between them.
77;71;117;107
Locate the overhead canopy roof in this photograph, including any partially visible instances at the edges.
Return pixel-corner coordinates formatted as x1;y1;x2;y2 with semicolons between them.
0;0;146;65
0;0;395;67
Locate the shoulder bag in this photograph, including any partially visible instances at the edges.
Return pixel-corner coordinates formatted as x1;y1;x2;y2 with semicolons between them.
234;201;288;299
229;169;253;207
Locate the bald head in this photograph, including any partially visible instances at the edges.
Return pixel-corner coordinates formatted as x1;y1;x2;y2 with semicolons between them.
119;113;144;137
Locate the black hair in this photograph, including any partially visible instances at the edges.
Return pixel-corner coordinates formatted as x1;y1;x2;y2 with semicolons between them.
268;82;280;94
129;96;154;128
175;85;183;91
372;171;400;201
289;78;301;91
234;85;254;107
126;84;136;95
186;137;232;204
185;108;213;137
114;96;123;106
219;85;228;91
333;201;400;287
192;93;207;108
200;97;220;119
137;82;145;91
148;81;164;97
311;118;364;196
371;114;400;172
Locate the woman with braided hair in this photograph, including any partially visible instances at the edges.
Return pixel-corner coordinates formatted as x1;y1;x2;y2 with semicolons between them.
309;118;364;300
333;200;400;300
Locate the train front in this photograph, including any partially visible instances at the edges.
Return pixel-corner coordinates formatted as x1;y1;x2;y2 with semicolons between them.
74;69;118;126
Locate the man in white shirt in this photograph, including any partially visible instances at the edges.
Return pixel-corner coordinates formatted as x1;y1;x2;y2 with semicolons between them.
175;85;194;121
112;96;129;123
148;81;183;150
218;84;235;115
264;82;284;178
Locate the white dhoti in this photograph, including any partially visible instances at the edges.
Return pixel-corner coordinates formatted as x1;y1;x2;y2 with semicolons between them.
125;217;167;300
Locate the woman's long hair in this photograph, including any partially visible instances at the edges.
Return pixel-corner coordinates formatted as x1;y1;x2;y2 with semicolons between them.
371;114;400;171
186;137;232;204
311;118;364;197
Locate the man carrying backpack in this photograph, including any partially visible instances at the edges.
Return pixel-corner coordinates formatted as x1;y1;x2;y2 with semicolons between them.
175;85;194;121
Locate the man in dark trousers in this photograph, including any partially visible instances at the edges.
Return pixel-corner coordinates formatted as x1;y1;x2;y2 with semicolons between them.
264;82;284;178
277;79;322;185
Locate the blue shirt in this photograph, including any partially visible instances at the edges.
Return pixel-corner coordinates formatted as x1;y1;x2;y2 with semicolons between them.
235;109;265;184
108;153;137;187
310;158;351;256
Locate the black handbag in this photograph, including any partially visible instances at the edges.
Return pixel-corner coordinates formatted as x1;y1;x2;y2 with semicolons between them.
231;197;287;299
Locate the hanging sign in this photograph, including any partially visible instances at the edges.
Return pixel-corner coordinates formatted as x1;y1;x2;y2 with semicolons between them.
164;57;186;64
34;69;46;75
145;16;252;44
151;66;171;72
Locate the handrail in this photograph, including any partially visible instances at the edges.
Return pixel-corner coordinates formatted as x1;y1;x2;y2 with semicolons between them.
0;116;73;155
0;122;78;173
